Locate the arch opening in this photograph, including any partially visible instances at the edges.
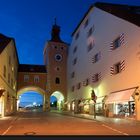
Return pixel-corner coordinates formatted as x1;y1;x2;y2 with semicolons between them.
19;91;43;112
17;86;48;112
50;91;64;110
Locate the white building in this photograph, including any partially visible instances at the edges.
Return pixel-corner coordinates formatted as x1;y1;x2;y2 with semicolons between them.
67;2;140;120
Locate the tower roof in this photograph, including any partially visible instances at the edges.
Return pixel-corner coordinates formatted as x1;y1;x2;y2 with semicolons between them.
50;19;65;43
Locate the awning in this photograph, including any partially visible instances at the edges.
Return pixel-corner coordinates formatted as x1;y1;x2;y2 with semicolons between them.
105;88;136;104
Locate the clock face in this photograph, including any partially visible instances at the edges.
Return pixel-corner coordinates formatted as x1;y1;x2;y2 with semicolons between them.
55;54;62;61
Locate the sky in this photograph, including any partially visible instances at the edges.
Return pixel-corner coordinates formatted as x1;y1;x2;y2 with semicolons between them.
0;0;140;106
0;0;140;65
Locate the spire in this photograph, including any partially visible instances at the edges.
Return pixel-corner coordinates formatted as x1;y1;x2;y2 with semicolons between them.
50;18;63;42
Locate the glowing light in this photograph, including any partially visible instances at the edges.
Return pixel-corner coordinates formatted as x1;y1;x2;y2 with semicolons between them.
51;102;54;105
33;102;36;106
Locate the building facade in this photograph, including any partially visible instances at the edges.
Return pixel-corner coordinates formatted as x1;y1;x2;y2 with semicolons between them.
67;2;140;120
1;2;140;120
0;34;19;117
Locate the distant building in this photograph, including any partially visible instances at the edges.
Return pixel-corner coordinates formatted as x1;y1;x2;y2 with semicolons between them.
67;2;140;120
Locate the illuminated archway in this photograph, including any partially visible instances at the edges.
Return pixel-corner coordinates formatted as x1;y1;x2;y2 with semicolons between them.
17;86;49;112
50;91;64;110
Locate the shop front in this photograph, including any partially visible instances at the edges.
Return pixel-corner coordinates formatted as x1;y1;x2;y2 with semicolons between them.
105;87;137;118
95;96;105;116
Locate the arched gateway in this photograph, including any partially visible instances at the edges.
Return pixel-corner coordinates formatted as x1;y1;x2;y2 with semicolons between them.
17;64;50;111
17;22;68;112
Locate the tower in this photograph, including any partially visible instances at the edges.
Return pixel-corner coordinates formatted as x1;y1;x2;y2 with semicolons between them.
44;20;68;106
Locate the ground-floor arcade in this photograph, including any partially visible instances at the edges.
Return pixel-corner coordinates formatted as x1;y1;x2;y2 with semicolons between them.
66;86;140;120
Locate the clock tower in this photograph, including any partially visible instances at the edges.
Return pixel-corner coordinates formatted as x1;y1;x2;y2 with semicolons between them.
44;21;68;104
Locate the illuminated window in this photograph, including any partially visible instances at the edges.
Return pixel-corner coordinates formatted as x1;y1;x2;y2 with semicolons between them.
55;77;60;84
24;75;29;82
34;75;39;83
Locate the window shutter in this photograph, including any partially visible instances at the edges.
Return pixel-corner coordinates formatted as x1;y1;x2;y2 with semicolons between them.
110;65;115;75
120;60;125;71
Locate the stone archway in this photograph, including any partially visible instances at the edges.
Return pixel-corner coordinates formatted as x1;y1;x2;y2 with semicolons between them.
50;91;64;110
17;86;49;112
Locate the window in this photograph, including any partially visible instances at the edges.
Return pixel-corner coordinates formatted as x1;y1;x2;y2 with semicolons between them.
8;73;10;83
87;41;94;52
75;31;80;40
24;75;29;82
34;75;39;83
84;19;89;28
73;58;77;65
92;73;100;83
3;65;6;78
110;61;125;75
11;79;13;87
87;27;93;37
77;82;81;90
54;46;57;49
71;72;75;78
85;78;89;86
92;52;101;63
9;56;11;66
55;77;60;84
83;78;89;86
114;62;121;74
73;46;77;54
113;37;121;49
71;86;75;92
110;33;124;50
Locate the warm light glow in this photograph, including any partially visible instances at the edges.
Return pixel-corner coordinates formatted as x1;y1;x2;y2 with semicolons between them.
33;102;36;106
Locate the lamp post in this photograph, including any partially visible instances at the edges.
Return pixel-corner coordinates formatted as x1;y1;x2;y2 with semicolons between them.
91;90;97;119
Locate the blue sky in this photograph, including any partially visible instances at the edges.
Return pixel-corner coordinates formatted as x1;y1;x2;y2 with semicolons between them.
1;0;140;105
0;0;140;65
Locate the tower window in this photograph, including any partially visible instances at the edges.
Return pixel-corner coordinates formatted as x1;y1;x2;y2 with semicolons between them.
55;77;60;84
